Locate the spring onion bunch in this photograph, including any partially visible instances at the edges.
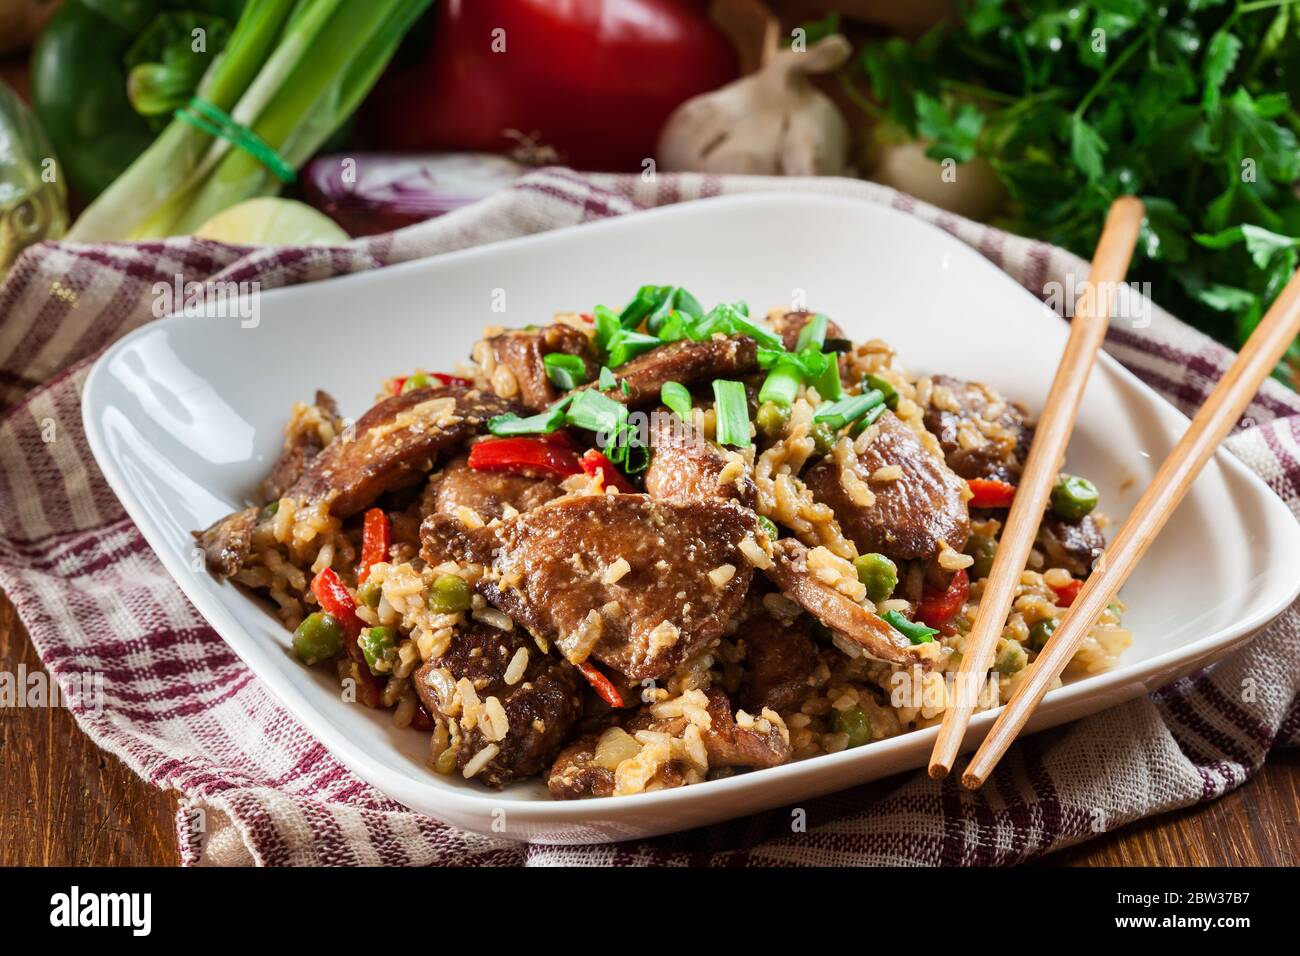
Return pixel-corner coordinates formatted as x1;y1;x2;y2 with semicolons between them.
68;0;432;240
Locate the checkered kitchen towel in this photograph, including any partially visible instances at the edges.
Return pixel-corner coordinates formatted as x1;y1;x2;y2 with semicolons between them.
2;168;1298;866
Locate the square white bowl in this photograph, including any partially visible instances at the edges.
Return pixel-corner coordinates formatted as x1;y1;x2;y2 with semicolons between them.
82;193;1300;844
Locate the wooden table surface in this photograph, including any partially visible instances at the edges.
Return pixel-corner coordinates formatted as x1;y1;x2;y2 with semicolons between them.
2;592;1296;866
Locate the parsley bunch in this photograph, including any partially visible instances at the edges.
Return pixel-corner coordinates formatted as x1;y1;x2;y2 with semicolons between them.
859;0;1300;384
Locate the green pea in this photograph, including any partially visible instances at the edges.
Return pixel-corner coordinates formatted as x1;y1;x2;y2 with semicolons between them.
833;707;872;748
427;574;471;614
356;579;382;609
1050;474;1099;521
755;401;790;440
810;421;835;455
401;372;432;394
1027;618;1057;651
434;746;458;775
994;639;1028;675
964;533;998;579
291;612;345;665
854;552;898;603
360;626;398;674
864;374;899;410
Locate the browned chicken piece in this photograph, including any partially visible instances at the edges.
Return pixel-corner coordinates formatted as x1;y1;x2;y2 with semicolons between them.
482;324;593;412
769;309;846;351
413;623;581;788
598;335;758;406
196;506;259;578
546;687;790;799
422;455;563;522
547;734;617;799
922;374;1034;483
262;390;343;501
642;413;756;508
1037;512;1105;578
738;609;818;714
284;385;521;519
766;538;925;667
421;494;759;681
803;411;970;562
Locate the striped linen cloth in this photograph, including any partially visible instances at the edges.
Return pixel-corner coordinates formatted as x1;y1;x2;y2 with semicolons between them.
1;168;1297;866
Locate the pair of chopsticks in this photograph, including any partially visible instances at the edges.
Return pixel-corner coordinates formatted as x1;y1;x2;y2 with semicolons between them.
929;196;1300;788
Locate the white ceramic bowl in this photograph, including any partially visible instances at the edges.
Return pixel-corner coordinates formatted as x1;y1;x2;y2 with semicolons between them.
82;194;1300;843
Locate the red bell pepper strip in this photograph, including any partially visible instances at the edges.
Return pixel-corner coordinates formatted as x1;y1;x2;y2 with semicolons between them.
917;568;969;629
312;567;385;706
967;478;1017;508
358;508;391;583
580;449;637;493
467;436;582;479
1052;578;1083;607
577;660;624;708
431;372;473;387
390;376;407;396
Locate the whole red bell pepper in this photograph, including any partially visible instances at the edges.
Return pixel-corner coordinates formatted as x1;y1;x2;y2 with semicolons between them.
580;448;637;493
916;568;969;629
967;478;1017;509
363;0;738;171
467;436;583;479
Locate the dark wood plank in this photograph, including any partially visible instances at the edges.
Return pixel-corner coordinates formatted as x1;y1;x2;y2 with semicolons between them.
0;594;178;866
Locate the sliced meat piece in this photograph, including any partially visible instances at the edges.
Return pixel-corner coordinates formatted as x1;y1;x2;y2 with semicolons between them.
285;385;522;519
803;411;970;562
547;734;616;799
481;324;593;411
262;390;342;501
698;686;791;769
769;309;845;351
739;610;818;714
766;538;925;667
414;623;581;788
423;455;563;522
1037;512;1105;578
421;494;758;681
922;374;1034;483
598;335;758;406
196;506;259;577
643;413;755;507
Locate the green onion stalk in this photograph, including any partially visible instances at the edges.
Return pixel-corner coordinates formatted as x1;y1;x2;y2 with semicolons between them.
68;0;433;240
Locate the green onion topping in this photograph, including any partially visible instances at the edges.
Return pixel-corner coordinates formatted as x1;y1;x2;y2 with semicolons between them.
813;389;885;431
661;381;693;420
712;379;751;448
880;609;938;644
543;353;588;390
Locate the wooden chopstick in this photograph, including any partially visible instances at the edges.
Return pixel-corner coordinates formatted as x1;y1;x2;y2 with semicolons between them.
962;265;1300;790
927;197;1145;779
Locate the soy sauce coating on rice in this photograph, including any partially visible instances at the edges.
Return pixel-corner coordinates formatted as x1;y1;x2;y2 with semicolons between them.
546;687;790;800
423;455;563;522
421;494;758;681
481;324;594;412
803;411;970;562
286;385;522;518
413;623;581;788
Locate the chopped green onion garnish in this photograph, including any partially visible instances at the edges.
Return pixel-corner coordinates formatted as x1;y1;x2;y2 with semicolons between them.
795;313;829;352
607;330;662;367
620;284;670;329
593;305;621;352
712;379;751;448
487;395;573;436
566;389;627;437
756;515;779;540
661;381;693;419
758;362;801;408
675;288;704;320
864;373;899;409
813;389;885;430
851;401;889;436
598;366;618;390
880;609;938;644
543;353;588;390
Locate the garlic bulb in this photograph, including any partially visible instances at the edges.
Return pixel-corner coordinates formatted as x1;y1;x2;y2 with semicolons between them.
656;34;852;177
